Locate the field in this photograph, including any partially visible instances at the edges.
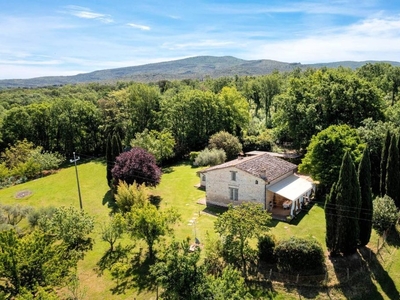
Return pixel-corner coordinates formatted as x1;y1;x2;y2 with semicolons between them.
1;159;399;299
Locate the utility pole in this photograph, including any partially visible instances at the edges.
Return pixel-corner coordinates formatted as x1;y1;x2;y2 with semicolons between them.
70;152;83;210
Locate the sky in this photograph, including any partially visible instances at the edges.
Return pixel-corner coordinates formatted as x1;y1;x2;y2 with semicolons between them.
1;0;400;79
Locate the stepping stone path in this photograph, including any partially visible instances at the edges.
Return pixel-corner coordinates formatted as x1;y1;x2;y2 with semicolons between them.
188;212;199;226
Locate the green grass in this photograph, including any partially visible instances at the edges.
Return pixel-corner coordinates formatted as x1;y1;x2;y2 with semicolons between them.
156;162;216;244
270;203;327;251
0;160;214;299
1;160;399;299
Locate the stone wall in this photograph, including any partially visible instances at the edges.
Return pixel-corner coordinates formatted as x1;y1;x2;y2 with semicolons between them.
205;166;265;208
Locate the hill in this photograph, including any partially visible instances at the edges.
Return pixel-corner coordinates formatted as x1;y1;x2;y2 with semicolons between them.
1;56;399;88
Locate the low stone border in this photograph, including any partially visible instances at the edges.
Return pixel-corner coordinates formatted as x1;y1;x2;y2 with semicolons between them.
15;189;32;199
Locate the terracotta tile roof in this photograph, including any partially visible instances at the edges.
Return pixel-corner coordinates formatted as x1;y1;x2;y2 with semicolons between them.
201;153;297;182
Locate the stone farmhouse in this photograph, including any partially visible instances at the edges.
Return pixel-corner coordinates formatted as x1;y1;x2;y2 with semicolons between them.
198;152;315;220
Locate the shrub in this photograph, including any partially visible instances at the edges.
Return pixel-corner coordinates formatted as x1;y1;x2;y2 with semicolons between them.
115;181;148;214
208;131;242;160
258;233;277;263
274;237;325;273
189;151;200;163
372;195;399;235
28;206;57;228
194;148;226;167
242;130;274;152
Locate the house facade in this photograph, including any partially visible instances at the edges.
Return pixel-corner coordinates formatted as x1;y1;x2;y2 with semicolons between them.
199;153;315;219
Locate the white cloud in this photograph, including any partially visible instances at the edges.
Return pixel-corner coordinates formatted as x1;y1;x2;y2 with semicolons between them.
0;65;85;80
0;59;62;65
127;23;151;30
247;15;400;63
162;39;234;50
208;0;375;17
63;6;113;23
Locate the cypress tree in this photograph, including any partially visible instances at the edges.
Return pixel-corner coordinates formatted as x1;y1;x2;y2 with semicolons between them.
106;132;122;187
358;146;373;246
385;134;400;207
325;182;338;255
380;130;391;196
335;151;361;255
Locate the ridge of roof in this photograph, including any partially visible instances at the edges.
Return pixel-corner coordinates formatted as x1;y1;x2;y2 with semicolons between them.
201;153;297;182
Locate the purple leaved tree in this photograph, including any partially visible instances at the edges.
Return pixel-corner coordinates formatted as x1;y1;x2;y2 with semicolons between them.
111;147;162;187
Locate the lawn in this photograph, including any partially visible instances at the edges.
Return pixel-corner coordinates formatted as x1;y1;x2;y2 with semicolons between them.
1;159;399;299
0;160;215;299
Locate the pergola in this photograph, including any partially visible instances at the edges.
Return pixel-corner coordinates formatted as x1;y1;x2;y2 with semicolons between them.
268;174;315;217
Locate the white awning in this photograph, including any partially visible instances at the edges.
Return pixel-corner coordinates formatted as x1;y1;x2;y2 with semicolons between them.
268;175;314;201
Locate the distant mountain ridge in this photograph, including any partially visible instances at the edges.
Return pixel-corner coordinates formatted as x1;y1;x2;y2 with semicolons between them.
1;56;399;88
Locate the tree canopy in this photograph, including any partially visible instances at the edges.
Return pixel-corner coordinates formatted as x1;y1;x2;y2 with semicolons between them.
214;203;271;278
299;124;365;192
111;147;162;187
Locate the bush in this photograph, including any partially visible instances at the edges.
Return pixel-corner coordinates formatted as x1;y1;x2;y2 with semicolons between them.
258;234;277;263
242;130;274;152
372;195;399;235
208;131;242;160
114;181;148;214
189;151;200;163
28;206;57;228
274;237;325;273
194;148;226;167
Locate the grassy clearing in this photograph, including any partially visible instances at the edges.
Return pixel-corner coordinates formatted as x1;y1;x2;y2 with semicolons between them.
1;160;399;299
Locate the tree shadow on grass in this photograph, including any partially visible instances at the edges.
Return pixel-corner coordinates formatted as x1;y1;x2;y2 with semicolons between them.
109;248;156;296
161;166;174;174
359;244;400;299
246;279;276;298
330;250;384;300
149;195;162;209
288;201;316;226
95;244;133;276
102;190;118;214
201;205;227;217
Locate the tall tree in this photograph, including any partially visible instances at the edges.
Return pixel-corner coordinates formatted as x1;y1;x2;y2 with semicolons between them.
126;203;180;259
130;129;175;164
38;206;94;256
335;151;361;255
258;73;281;127
106;132;122;187
299;124;365;193
214;203;271;279
385;134;400;207
218;86;250;135
357;119;396;196
357;146;373;246
325;183;338;254
113;83;160;142
380;130;391;196
150;239;210;300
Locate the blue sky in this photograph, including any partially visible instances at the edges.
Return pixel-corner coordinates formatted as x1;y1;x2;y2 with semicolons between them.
1;0;400;79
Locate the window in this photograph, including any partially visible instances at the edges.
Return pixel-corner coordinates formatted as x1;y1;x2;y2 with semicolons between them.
255;180;258;184
230;171;237;181
202;175;206;181
229;187;239;201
